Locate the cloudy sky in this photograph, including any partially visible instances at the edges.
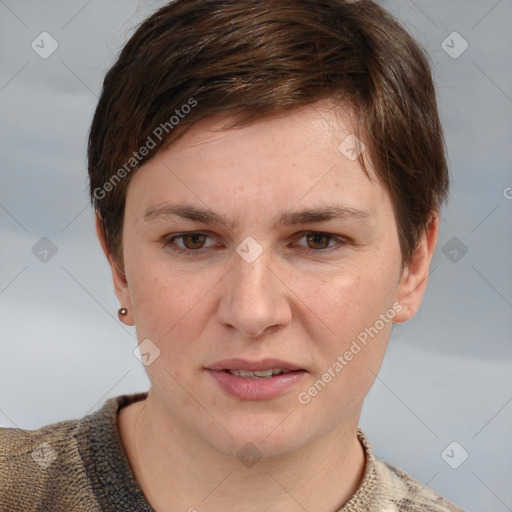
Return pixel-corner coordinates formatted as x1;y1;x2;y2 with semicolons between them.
0;0;511;509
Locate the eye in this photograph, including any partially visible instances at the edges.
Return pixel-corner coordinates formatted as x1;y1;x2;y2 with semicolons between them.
294;231;347;252
163;232;217;254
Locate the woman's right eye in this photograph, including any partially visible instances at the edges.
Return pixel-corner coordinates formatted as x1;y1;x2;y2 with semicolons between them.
163;232;216;254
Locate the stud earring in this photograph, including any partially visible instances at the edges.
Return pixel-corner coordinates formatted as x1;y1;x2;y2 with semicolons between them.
118;307;128;320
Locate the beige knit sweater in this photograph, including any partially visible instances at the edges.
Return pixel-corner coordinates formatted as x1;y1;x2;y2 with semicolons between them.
0;393;465;511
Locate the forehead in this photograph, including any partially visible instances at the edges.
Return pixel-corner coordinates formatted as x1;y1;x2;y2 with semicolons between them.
174;100;361;151
125;100;390;225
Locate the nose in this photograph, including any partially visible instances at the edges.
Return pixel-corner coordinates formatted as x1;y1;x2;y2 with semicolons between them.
216;245;292;339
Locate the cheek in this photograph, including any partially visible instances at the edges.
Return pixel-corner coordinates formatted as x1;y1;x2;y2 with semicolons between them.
295;271;396;415
127;257;222;358
291;262;399;403
292;266;396;345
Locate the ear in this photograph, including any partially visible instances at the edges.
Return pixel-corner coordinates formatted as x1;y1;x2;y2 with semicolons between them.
95;213;135;326
393;213;439;323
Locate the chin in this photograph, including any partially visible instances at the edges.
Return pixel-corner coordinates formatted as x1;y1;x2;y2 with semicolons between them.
202;409;319;460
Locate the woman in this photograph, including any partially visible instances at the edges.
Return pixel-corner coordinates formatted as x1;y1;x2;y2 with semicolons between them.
0;0;465;510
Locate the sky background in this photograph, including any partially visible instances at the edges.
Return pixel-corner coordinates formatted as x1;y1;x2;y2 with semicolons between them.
0;0;511;510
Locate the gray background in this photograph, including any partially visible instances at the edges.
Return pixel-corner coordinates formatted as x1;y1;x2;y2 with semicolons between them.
0;0;511;510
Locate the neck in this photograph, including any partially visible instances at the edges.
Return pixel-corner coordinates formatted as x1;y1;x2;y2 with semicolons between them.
118;393;366;512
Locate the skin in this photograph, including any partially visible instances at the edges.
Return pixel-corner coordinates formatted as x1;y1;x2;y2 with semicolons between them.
96;99;438;512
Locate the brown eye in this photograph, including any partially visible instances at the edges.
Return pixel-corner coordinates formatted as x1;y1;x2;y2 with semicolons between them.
163;232;216;254
305;233;334;250
179;233;208;250
293;231;347;253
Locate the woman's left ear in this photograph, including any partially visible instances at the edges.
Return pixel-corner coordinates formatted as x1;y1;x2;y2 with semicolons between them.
394;213;439;323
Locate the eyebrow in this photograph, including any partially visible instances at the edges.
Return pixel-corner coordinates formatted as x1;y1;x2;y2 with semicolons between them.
143;203;370;230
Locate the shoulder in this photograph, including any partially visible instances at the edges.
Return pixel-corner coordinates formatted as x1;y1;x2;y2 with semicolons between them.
374;457;466;512
349;429;466;512
0;415;99;511
0;393;148;512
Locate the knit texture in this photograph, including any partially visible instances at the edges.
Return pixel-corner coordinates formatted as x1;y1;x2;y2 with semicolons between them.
0;393;465;511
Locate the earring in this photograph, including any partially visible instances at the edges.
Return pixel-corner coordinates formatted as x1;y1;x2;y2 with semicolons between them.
118;307;128;320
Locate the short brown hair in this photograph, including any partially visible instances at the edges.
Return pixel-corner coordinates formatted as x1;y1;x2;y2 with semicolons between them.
88;0;449;271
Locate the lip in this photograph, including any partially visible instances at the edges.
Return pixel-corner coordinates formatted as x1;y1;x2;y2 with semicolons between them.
206;358;304;372
205;358;307;401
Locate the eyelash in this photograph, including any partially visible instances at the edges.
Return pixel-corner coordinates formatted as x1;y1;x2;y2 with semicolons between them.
162;231;348;256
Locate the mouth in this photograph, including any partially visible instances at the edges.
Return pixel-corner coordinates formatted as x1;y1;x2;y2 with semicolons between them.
205;358;307;400
225;368;295;379
207;358;305;374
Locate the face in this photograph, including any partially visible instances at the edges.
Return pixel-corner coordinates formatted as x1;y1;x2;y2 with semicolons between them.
99;100;436;458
